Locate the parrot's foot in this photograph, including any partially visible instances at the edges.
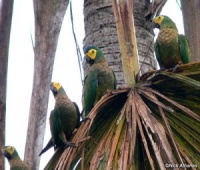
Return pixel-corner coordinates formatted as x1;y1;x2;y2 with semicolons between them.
80;117;90;124
155;67;170;75
155;67;167;75
76;117;91;128
64;142;76;148
77;117;90;128
154;69;163;75
172;64;180;72
159;67;167;71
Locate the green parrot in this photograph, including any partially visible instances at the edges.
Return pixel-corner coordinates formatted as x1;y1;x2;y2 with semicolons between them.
83;45;116;116
153;15;191;70
3;146;30;170
39;82;82;156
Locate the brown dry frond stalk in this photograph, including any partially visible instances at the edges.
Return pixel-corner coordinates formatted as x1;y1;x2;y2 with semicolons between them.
143;87;200;122
136;108;155;170
137;89;174;113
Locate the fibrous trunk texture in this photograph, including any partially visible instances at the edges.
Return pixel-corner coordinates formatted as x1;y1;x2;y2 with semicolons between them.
83;0;163;87
0;0;14;169
24;1;69;169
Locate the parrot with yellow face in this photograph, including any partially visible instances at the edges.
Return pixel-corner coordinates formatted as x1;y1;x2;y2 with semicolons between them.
153;15;191;70
3;146;30;170
39;82;82;156
83;45;116;116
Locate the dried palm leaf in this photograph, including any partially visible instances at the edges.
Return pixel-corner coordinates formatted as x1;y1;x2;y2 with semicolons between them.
44;62;200;170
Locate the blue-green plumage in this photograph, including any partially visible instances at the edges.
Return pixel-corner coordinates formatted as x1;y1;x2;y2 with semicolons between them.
39;82;81;156
3;146;30;170
153;15;191;69
83;45;116;116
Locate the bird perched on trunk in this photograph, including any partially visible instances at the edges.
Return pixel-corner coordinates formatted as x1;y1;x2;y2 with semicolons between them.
153;15;191;70
39;82;82;156
83;45;116;116
3;146;30;170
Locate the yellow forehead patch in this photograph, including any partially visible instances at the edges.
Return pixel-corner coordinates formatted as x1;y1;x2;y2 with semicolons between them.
153;16;164;25
85;49;97;60
5;146;15;155
52;82;62;91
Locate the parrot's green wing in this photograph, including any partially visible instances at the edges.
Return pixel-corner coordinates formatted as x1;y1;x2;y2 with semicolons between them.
50;110;61;138
40;109;66;155
50;109;64;148
73;102;81;128
84;71;98;116
178;34;191;64
154;40;163;68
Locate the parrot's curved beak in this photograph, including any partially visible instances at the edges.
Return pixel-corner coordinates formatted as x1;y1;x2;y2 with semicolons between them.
3;150;11;159
152;21;160;29
50;84;57;95
85;55;94;65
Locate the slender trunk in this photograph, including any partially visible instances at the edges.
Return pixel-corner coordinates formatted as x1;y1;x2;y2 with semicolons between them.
181;0;200;61
24;1;69;169
0;0;14;169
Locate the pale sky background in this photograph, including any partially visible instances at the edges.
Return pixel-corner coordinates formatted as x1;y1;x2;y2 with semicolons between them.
5;0;183;169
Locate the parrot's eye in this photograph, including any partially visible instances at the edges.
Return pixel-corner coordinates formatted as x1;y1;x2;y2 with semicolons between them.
91;50;95;54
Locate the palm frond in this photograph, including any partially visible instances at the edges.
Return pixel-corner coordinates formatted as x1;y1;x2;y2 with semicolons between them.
45;62;200;170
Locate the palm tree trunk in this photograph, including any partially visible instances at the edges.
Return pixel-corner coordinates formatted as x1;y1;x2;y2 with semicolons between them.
0;0;14;169
83;0;124;86
24;1;69;169
83;0;166;86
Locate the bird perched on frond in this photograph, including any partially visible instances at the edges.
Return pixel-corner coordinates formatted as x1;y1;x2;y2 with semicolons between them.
83;45;116;117
3;146;30;170
39;82;82;156
153;15;191;70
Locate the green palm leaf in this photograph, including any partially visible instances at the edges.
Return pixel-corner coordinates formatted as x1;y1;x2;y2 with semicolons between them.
45;62;200;170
